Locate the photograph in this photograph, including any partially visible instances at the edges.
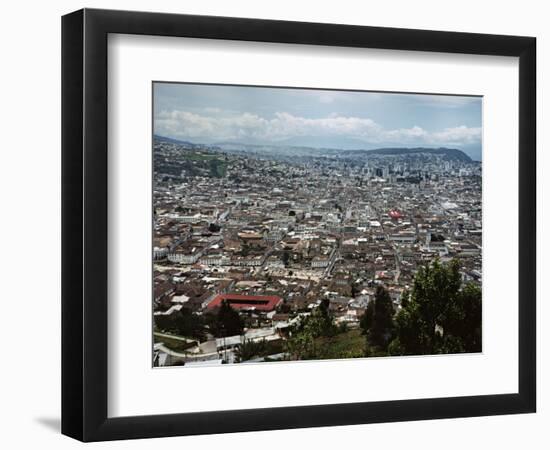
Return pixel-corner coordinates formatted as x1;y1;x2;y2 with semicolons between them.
0;1;542;447
152;83;483;367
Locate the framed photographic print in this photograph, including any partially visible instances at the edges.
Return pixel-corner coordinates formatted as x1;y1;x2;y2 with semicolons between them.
61;8;536;442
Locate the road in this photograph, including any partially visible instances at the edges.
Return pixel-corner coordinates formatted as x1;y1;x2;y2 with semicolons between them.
324;247;339;277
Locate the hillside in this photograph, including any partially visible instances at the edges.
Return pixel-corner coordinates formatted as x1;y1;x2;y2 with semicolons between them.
154;136;473;163
347;147;472;162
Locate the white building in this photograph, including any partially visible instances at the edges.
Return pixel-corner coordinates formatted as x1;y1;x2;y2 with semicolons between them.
153;246;168;260
199;254;231;266
311;257;330;269
388;233;417;244
167;248;203;264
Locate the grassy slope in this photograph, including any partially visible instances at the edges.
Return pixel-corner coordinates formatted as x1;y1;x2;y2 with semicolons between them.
154;333;197;353
314;329;365;360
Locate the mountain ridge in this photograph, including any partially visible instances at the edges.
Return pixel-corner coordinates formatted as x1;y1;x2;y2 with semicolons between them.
154;135;473;162
339;147;472;162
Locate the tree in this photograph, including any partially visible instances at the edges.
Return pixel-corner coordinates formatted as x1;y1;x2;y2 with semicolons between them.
441;282;482;353
387;301;426;356
213;300;244;337
208;222;221;232
235;339;267;363
310;298;337;337
284;299;337;360
360;300;374;334
241;243;251;257
282;250;290;267
361;286;394;351
400;289;410;308
154;307;207;342
285;328;316;360
388;259;482;356
338;322;349;333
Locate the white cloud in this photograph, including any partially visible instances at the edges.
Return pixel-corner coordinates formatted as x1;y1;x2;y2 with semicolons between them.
407;95;481;109
155;109;481;147
432;125;482;145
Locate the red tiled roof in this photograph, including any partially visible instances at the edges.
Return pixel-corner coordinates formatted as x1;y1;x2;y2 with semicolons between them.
207;293;282;311
389;209;402;219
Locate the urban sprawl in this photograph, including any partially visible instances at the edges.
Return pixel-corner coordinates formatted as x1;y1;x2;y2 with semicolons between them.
153;137;482;367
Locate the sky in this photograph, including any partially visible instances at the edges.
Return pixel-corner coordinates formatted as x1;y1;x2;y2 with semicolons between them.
154;82;482;161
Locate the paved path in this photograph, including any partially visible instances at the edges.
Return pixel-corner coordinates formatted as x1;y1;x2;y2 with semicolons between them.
154;332;195;343
156;343;220;360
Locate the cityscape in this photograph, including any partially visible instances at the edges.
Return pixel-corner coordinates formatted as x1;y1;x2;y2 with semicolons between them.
152;84;482;367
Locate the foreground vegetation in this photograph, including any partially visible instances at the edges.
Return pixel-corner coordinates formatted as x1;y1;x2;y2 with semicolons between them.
286;258;481;360
371;258;481;357
155;258;481;362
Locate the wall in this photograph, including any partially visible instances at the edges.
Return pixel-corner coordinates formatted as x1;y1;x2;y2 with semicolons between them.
0;0;546;448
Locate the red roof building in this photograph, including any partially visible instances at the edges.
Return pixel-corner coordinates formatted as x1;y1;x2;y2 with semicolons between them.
206;293;282;312
389;209;402;219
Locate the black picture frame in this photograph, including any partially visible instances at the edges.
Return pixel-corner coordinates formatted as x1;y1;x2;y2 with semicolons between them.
61;8;536;442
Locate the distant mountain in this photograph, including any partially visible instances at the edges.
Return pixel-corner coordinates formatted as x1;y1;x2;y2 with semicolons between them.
157;136;473;163
154;135;196;146
341;147;473;162
214;142;472;162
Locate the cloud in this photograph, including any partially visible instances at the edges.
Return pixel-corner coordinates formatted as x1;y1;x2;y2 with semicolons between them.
155;109;481;147
432;125;482;144
411;95;481;109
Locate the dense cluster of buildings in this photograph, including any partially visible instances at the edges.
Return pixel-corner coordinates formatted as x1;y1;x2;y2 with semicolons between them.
152;138;482;366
